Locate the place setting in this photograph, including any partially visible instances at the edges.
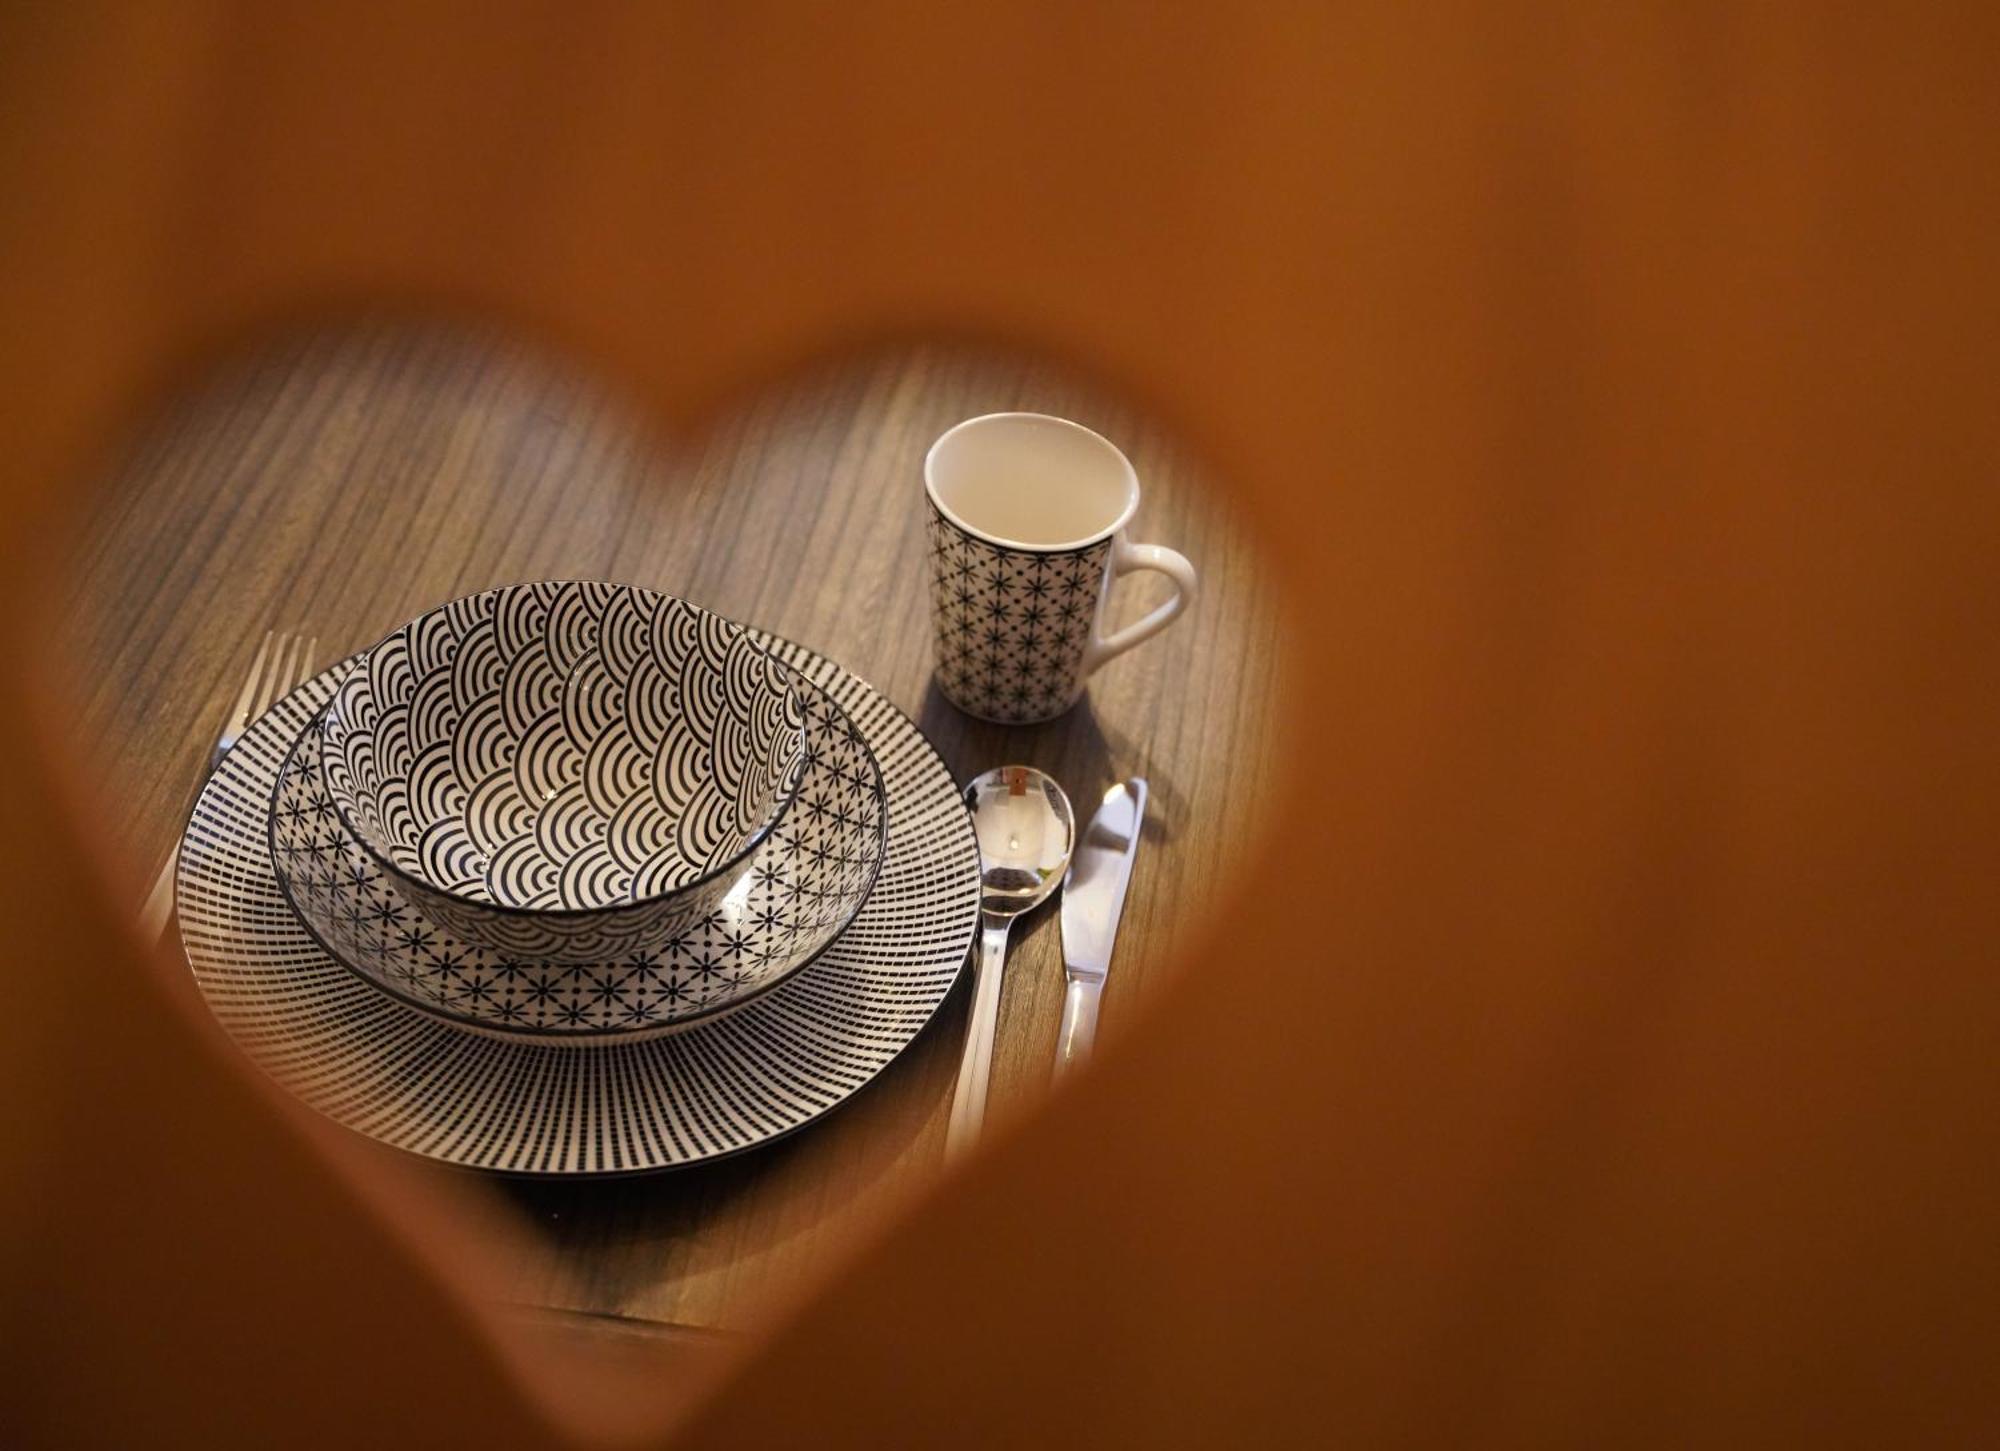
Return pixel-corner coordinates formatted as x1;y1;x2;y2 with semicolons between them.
163;411;1195;1177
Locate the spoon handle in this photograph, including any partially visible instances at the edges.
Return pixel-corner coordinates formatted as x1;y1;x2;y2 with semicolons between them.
945;921;1012;1160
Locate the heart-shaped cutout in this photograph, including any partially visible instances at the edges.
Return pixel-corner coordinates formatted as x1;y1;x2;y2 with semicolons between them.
51;318;1288;1394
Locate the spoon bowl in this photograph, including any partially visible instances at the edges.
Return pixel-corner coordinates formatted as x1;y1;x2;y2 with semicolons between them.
965;765;1076;918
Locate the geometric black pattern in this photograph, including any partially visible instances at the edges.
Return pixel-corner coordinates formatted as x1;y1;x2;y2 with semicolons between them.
272;669;883;1042
319;582;806;963
175;631;982;1176
926;506;1113;724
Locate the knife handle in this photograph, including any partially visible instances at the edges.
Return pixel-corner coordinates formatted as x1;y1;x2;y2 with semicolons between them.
1053;976;1103;1081
945;921;1011;1160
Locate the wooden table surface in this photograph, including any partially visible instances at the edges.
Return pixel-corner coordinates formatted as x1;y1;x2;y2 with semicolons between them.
60;321;1282;1342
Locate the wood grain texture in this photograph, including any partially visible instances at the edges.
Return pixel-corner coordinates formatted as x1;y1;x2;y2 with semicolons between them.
60;320;1283;1333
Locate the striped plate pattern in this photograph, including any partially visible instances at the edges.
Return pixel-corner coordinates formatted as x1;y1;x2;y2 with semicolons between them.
177;633;980;1175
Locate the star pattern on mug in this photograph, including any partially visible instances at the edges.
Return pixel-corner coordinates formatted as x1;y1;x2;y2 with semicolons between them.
927;513;1112;723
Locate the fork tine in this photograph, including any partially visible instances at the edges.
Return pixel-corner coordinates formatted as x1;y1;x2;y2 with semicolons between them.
275;634;310;701
263;633;304;716
227;630;276;736
247;634;286;722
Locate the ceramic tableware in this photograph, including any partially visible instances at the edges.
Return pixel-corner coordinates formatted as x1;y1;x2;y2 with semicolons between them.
273;667;886;1043
925;413;1197;723
177;633;981;1176
320;582;806;963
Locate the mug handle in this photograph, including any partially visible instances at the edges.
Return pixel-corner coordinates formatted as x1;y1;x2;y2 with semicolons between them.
1080;537;1198;678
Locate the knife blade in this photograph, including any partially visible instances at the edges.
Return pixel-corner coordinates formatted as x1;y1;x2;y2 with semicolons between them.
1054;777;1147;1079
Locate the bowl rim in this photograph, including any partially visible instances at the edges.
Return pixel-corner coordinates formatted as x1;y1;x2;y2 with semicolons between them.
268;657;889;1042
318;580;810;923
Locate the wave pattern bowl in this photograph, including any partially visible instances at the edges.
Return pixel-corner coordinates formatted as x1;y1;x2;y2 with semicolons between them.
319;582;805;963
274;670;884;1042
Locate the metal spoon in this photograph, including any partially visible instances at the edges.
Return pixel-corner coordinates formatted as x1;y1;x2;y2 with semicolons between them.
945;764;1076;1160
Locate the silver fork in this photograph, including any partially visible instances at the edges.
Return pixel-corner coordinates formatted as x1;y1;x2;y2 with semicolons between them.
136;630;318;944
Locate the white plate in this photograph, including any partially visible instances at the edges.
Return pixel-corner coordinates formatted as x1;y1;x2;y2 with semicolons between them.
176;633;980;1175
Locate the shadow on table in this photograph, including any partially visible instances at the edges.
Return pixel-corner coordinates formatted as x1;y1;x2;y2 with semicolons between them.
913;678;1182;848
485;970;971;1268
483;677;1192;1317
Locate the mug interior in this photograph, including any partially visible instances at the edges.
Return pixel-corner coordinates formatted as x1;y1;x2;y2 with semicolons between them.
926;413;1138;549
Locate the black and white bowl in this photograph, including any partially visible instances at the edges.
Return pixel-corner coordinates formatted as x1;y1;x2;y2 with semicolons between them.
318;582;806;963
274;668;885;1042
181;633;981;1174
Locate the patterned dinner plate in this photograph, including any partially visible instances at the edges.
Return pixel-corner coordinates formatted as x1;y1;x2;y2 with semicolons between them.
272;670;886;1043
176;634;980;1175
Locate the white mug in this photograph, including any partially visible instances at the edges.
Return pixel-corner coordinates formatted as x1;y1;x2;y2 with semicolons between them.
924;413;1197;724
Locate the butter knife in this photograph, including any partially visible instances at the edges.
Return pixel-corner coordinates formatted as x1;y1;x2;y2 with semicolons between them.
1054;777;1148;1079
